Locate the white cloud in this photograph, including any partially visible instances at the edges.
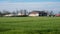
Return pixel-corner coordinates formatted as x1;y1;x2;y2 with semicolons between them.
0;2;60;13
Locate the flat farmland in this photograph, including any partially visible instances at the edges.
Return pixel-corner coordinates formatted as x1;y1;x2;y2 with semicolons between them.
0;17;60;34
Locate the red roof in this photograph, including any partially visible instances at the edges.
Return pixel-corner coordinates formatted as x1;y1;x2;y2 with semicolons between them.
55;14;60;16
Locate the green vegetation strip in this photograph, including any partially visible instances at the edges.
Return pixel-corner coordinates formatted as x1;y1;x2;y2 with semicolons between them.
0;17;60;34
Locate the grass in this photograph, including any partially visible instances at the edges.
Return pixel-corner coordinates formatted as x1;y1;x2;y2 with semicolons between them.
0;17;60;34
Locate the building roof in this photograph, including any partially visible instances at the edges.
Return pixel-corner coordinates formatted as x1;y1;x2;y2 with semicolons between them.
29;10;47;14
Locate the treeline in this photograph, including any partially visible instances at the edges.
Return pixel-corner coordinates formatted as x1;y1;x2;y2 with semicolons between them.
0;10;28;17
0;10;60;17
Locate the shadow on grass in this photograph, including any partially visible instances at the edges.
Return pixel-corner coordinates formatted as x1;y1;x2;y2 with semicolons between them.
0;28;11;32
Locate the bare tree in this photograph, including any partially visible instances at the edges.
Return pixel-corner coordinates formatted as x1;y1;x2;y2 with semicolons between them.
49;11;54;17
12;11;16;14
24;10;27;15
3;10;11;15
20;10;23;15
16;10;19;14
12;11;17;16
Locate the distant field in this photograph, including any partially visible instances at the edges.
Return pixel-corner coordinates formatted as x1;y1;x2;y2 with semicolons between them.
0;17;60;34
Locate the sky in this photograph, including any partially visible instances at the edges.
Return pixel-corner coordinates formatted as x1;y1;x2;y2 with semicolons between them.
0;0;60;14
0;0;60;2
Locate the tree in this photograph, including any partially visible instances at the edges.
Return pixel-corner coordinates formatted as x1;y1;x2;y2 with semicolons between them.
19;10;28;17
12;11;16;14
0;11;2;16
3;10;11;15
0;11;4;17
24;10;27;15
49;11;54;17
12;11;17;16
0;11;1;15
46;11;50;16
16;10;19;14
20;10;23;15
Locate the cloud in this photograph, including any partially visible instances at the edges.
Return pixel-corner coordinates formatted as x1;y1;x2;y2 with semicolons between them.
0;2;60;13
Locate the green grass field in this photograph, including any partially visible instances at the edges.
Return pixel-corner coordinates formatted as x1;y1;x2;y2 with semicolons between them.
0;17;60;34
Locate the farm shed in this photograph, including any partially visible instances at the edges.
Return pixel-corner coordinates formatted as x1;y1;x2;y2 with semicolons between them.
29;11;48;16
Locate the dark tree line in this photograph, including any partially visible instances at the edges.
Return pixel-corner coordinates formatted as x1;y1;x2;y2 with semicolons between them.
0;9;28;17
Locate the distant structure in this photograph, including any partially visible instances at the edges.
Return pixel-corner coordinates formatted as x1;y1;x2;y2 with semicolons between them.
55;11;60;17
55;14;60;17
16;10;28;17
0;10;56;17
4;14;13;17
29;11;48;16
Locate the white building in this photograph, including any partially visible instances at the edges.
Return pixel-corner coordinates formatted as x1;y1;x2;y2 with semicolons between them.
4;14;13;17
29;11;39;16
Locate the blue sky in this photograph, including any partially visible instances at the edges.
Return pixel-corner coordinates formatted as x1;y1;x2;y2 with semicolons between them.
0;0;60;14
0;0;60;2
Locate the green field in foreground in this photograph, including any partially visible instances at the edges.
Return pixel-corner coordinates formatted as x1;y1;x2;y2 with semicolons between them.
0;17;60;34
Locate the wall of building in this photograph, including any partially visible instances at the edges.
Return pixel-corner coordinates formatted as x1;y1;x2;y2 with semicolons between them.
29;13;39;16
